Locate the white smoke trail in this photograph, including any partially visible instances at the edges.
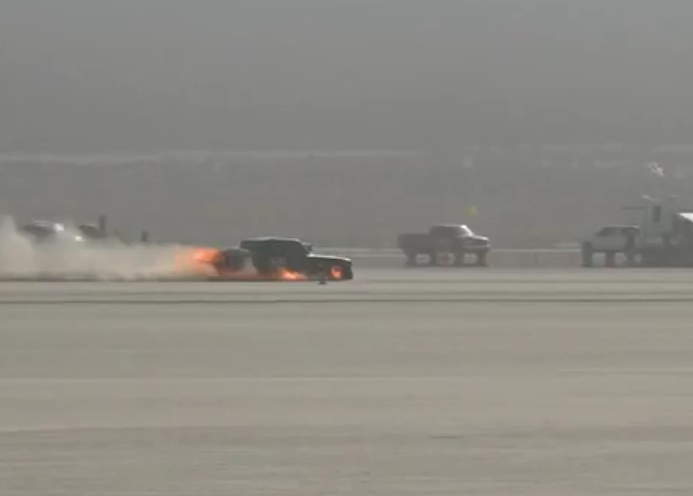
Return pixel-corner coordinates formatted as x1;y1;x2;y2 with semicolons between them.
0;215;209;281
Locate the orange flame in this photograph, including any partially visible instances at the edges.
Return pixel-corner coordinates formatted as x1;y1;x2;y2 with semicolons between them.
191;247;223;265
330;265;344;280
175;247;313;282
174;247;224;277
277;268;308;281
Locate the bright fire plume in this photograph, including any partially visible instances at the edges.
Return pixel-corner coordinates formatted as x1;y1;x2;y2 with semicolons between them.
277;268;308;281
178;247;308;281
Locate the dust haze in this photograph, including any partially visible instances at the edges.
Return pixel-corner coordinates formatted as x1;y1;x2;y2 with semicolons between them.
0;215;216;280
2;1;693;247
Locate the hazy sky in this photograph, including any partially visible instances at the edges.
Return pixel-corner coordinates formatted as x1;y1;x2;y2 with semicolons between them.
2;0;693;152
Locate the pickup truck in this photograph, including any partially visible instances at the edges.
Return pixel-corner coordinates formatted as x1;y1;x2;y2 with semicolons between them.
396;224;491;266
581;225;640;267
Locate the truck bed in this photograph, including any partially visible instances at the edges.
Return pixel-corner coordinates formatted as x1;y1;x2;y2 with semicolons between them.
396;233;433;252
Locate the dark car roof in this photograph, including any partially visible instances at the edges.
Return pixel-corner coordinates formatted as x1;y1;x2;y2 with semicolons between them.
241;237;303;243
240;237;311;249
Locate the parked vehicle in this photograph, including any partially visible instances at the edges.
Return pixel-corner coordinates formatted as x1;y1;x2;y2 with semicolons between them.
396;224;491;266
580;225;640;267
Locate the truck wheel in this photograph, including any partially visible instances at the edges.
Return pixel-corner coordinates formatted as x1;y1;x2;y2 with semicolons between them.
475;251;488;267
453;252;466;266
428;252;438;266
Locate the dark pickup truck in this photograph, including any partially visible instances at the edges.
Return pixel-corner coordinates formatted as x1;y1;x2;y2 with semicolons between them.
237;237;353;280
397;224;491;266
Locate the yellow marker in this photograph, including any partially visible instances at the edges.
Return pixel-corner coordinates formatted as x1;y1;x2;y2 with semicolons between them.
467;205;477;216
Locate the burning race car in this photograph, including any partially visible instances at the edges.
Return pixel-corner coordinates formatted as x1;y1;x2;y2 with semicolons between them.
239;237;353;281
183;237;353;281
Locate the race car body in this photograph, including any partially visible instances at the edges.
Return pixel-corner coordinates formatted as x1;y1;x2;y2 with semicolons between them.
238;237;353;281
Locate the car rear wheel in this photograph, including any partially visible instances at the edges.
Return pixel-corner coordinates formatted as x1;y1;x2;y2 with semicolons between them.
252;255;273;276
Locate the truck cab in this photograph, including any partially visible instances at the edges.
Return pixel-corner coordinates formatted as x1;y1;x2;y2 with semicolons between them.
635;195;693;266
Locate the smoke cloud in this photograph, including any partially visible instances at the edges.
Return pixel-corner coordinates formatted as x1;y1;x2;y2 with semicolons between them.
0;215;209;280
